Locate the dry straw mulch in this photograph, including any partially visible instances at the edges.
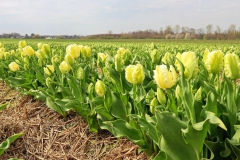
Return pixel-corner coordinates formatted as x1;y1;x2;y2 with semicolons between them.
0;82;147;160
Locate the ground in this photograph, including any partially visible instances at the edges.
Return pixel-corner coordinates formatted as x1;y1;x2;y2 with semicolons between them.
0;82;147;160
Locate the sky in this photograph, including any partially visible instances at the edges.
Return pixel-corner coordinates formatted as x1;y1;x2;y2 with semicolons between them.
0;0;240;36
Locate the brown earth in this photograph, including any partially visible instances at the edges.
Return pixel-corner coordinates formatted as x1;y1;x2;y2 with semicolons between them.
0;82;147;160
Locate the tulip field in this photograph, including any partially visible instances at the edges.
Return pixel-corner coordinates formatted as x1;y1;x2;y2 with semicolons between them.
0;40;240;159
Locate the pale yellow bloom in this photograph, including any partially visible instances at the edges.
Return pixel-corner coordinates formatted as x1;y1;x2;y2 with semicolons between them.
44;65;55;75
9;62;20;72
37;42;43;50
41;44;50;56
175;51;198;80
66;44;80;59
59;61;71;74
154;65;177;89
125;64;145;84
22;46;35;56
18;40;27;49
76;67;84;80
98;53;107;61
150;49;161;64
224;53;240;79
95;80;106;97
203;50;224;74
64;53;74;65
82;46;92;59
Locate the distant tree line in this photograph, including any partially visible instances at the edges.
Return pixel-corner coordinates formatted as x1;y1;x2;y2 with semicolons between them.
0;33;83;39
84;24;240;40
1;24;240;40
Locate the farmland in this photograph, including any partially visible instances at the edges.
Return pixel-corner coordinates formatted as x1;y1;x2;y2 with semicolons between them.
0;39;240;159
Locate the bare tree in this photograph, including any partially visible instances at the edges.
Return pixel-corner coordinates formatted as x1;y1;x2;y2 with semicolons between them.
165;25;173;34
228;24;236;34
206;24;213;34
216;25;221;34
108;30;113;34
173;25;180;34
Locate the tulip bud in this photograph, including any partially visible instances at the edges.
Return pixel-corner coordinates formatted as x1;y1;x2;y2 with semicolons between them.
103;67;115;84
18;40;27;49
88;83;94;94
154;65;177;89
150;49;161;64
35;50;44;60
224;53;240;80
22;46;35;56
175;85;182;100
76;66;84;80
195;87;202;101
9;62;20;71
150;43;157;50
145;89;155;104
59;61;71;74
66;44;80;59
95;80;106;97
150;98;158;114
41;44;50;57
44;65;54;76
46;77;52;87
10;50;15;55
203;50;224;74
82;46;92;59
162;52;173;65
157;88;166;105
125;64;145;84
4;52;10;60
114;54;123;72
51;55;61;64
37;42;43;50
64;53;74;65
23;57;29;70
175;51;198;80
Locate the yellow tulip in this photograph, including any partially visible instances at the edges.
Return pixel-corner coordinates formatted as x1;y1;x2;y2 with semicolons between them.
125;64;145;85
22;46;35;56
76;66;84;80
66;44;80;59
9;62;20;72
154;65;177;89
82;46;92;59
18;40;27;49
59;61;71;74
150;49;161;64
224;53;240;79
0;42;4;48
175;51;198;80
37;42;43;50
44;65;54;75
64;53;74;65
203;50;224;74
95;80;106;97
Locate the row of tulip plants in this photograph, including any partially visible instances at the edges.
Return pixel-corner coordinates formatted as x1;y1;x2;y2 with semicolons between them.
0;41;240;159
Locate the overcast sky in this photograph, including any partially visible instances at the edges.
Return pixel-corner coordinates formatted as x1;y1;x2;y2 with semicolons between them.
0;0;240;35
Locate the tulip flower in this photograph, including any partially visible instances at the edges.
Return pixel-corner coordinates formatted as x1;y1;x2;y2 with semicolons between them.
150;49;161;64
9;62;20;72
175;51;198;80
76;66;84;80
125;64;145;85
22;46;35;56
154;65;177;89
37;42;43;50
224;53;240;80
44;65;55;76
203;50;224;74
66;44;80;59
64;53;74;65
95;80;106;97
59;61;71;74
82;46;92;59
18;40;27;49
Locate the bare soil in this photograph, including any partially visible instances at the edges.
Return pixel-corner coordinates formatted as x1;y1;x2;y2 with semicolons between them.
0;82;147;160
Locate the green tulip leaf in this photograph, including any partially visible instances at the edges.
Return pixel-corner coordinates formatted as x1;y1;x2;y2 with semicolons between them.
0;132;24;156
156;111;198;160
